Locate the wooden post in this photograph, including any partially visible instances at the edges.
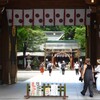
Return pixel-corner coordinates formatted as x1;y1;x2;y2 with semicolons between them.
58;84;62;96
43;84;45;96
63;84;66;100
90;12;97;65
44;43;46;69
24;83;30;99
9;26;17;84
1;8;10;84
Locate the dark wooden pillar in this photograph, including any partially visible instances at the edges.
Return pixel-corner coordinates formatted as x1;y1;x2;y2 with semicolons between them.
86;26;90;58
9;26;17;84
1;10;17;84
90;12;97;66
86;6;100;66
0;8;2;83
96;11;100;59
1;9;10;84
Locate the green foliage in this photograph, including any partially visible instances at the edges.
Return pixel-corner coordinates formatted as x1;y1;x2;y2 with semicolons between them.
26;28;47;51
17;26;86;52
31;57;40;69
17;26;47;52
58;26;76;40
74;26;86;50
17;26;29;51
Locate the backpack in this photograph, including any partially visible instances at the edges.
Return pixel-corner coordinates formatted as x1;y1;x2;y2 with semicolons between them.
47;63;52;70
61;64;65;69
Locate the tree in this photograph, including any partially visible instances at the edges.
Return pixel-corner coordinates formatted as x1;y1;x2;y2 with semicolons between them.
17;26;47;52
26;28;47;51
58;26;75;40
31;56;40;70
17;26;28;51
17;26;86;51
74;26;86;50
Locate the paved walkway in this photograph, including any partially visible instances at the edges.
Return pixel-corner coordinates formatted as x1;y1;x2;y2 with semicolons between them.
0;70;100;100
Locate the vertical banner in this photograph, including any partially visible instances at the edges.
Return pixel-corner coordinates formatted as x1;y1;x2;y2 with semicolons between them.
30;82;42;96
55;9;64;25
45;87;51;96
6;9;13;26
24;9;33;26
30;82;36;96
34;9;43;26
86;9;91;25
65;9;74;25
50;84;58;96
76;9;85;25
13;10;23;26
44;9;54;26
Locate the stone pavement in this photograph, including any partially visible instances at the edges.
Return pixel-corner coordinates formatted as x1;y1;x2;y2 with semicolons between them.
0;70;100;100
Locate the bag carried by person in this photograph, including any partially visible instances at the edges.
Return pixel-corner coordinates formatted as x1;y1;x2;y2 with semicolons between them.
79;76;83;82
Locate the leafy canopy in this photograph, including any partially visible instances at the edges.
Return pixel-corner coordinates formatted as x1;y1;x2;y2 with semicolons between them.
17;26;86;51
17;26;47;52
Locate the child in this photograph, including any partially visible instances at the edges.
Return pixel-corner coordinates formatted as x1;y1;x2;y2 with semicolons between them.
39;62;45;74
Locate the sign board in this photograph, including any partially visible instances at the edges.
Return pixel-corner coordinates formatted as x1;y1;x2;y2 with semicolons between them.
29;82;66;96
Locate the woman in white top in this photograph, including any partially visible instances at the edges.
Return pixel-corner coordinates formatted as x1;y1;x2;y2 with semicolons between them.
95;59;100;72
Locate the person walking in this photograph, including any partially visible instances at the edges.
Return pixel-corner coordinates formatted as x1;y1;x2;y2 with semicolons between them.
47;61;53;76
39;61;45;75
95;59;100;72
79;61;84;82
61;61;66;75
94;59;100;88
58;62;62;73
81;58;94;97
74;62;79;75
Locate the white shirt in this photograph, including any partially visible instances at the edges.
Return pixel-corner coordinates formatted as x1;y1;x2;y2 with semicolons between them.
74;63;79;69
47;62;53;69
95;65;100;72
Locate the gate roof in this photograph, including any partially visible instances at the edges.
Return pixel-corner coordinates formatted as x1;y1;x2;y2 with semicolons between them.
41;40;80;50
